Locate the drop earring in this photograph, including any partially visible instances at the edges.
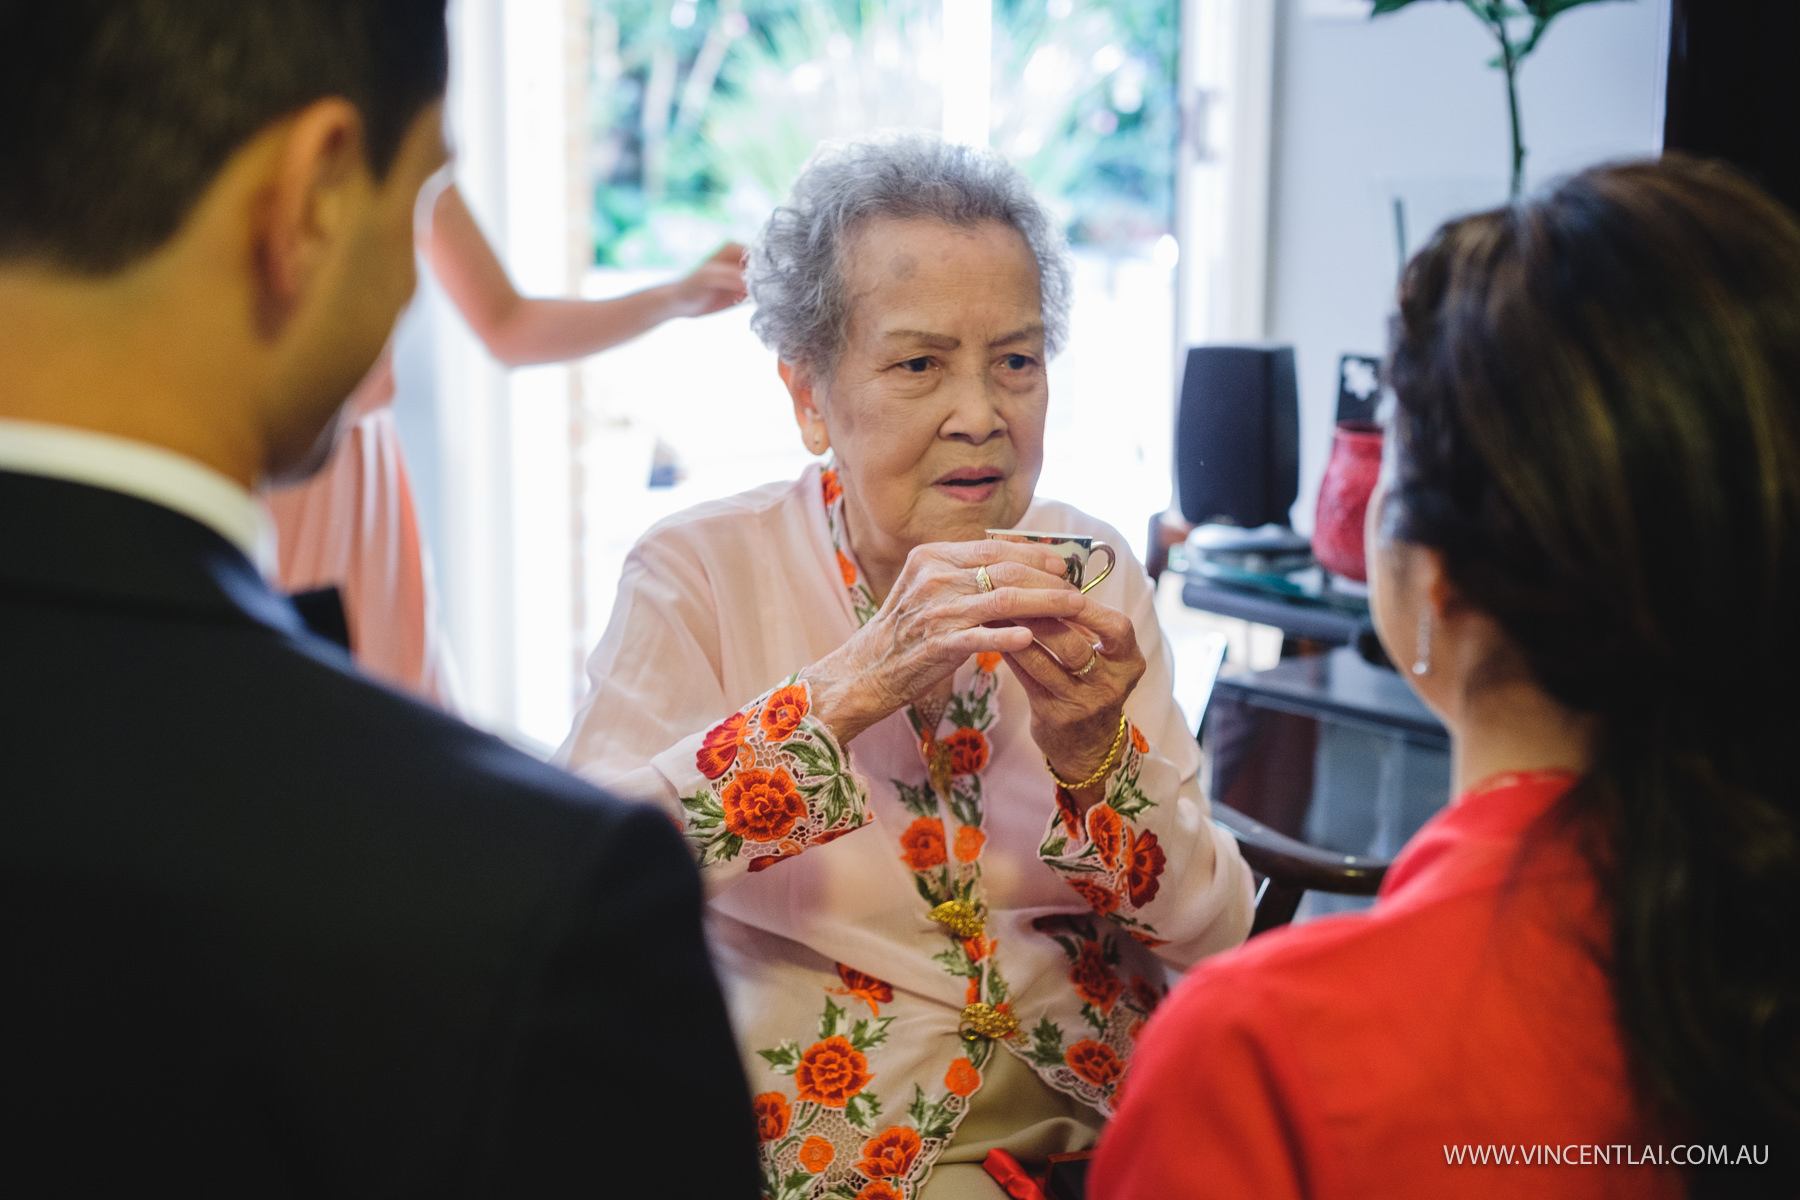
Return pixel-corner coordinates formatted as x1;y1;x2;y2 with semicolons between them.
1412;607;1432;677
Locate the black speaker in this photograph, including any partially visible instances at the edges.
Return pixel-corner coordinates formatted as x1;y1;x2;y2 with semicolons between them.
1175;345;1300;528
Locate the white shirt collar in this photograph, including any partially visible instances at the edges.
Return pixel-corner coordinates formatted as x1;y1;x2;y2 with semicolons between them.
0;418;271;565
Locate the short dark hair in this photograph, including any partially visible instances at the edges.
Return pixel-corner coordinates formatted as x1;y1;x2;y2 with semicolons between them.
0;0;449;274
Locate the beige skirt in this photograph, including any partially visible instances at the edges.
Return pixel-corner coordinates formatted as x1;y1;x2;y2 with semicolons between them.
919;1048;1105;1200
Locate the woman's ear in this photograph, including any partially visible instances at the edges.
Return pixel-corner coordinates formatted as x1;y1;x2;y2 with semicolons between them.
1421;548;1465;622
779;360;831;456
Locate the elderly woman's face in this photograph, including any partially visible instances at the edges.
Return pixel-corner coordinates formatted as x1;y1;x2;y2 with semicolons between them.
799;217;1047;558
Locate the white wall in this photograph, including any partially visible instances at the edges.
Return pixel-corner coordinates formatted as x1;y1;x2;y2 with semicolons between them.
1265;0;1670;531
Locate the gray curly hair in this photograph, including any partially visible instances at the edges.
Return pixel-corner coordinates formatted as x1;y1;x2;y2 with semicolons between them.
747;131;1073;375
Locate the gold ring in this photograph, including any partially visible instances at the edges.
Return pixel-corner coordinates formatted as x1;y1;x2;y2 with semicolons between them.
974;565;994;593
1073;647;1102;678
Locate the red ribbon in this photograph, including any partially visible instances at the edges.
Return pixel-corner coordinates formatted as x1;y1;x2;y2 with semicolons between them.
983;1149;1049;1200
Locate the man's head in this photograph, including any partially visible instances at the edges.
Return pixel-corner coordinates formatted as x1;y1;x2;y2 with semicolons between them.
0;0;450;482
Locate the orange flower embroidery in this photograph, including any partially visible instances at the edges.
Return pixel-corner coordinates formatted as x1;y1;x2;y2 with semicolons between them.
794;1036;873;1107
899;816;947;870
1088;804;1125;869
1129;722;1149;754
821;468;843;505
1069;939;1122;1011
838;550;858;586
752;1091;791;1142
961;935;991;963
945;1057;982;1097
799;1136;836;1174
857;1184;902;1200
1065;1038;1125;1089
1130;974;1162;1013
747;851;797;873
1054;786;1082;838
858;1126;923;1178
833;963;895;1016
965;978;980;1004
759;684;810;743
721;766;805;842
696;711;748;779
1129;930;1169;949
813;824;857;846
976;651;1002;672
1066;877;1119;915
954;824;985;862
1127;828;1167;907
945;727;989;775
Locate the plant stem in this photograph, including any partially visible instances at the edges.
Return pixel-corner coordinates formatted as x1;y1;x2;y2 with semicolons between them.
1498;26;1524;198
1462;2;1528;198
1393;196;1409;279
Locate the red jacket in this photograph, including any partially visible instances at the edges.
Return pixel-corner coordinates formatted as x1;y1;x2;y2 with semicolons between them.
1092;771;1684;1199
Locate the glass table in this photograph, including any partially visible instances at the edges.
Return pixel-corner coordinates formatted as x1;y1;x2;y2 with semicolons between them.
1201;638;1451;921
1179;559;1372;647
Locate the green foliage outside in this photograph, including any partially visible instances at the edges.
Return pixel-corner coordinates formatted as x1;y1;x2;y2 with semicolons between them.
586;0;1177;267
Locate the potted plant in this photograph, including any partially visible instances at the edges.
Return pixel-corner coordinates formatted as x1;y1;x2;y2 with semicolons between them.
1373;0;1632;199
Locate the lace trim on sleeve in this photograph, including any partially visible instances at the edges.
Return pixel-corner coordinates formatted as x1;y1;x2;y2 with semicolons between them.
678;677;870;870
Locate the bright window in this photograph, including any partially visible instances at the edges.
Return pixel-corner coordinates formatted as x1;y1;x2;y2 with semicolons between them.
431;0;1271;747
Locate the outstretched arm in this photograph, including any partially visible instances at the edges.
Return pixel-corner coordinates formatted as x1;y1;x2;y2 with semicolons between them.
424;182;746;368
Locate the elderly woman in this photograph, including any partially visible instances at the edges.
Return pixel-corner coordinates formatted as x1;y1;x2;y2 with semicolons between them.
560;133;1251;1200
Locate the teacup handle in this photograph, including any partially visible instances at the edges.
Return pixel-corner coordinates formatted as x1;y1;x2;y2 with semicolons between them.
1080;542;1116;594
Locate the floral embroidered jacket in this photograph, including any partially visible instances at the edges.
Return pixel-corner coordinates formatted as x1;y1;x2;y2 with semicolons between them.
559;464;1253;1200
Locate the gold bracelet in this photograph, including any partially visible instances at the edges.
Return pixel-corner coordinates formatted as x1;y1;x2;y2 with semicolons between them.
1044;713;1129;791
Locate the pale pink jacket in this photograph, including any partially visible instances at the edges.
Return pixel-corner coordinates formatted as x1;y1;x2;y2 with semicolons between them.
558;464;1251;1200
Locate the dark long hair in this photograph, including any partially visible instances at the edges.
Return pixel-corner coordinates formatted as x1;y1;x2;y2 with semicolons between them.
1385;158;1800;1196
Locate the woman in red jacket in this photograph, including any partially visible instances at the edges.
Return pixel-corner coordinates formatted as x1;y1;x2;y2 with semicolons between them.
1092;157;1800;1199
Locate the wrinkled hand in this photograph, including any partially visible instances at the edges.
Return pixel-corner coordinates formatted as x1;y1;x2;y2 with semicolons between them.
1003;594;1146;812
802;540;1084;745
670;242;748;317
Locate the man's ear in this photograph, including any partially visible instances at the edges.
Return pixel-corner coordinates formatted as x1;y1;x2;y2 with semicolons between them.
253;98;368;337
779;359;830;455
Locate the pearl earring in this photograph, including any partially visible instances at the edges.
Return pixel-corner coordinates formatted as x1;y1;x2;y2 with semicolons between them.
1412;607;1432;677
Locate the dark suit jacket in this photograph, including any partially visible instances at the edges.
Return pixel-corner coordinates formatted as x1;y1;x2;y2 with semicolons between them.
0;469;758;1197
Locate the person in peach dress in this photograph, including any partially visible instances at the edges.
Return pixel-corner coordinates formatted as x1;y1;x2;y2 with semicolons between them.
266;179;746;707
